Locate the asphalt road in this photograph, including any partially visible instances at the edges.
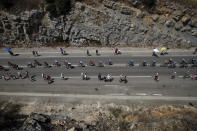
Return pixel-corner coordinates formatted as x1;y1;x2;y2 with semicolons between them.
0;51;197;104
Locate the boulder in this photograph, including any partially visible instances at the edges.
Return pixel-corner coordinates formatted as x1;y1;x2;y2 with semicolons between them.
175;23;183;31
121;6;133;15
30;113;50;123
181;25;191;32
181;15;191;25
191;29;197;37
103;0;118;10
172;11;183;22
21;118;42;131
151;14;159;22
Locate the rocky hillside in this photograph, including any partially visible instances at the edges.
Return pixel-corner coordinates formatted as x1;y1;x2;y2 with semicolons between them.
1;102;197;131
0;0;197;47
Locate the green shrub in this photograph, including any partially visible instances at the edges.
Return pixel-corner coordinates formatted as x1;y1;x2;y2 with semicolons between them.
46;3;57;16
140;0;156;7
45;0;55;3
0;0;14;9
45;0;71;17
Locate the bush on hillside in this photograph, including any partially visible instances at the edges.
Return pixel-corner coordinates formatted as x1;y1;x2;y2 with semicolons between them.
140;0;156;7
45;0;71;17
0;0;14;9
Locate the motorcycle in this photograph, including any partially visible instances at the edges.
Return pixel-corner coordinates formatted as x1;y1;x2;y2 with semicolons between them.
34;60;42;66
44;62;51;68
168;62;176;68
54;60;61;67
104;75;113;82
81;73;90;80
0;65;9;71
27;62;35;68
8;62;22;70
119;76;128;83
42;73;54;84
108;59;113;65
142;61;147;67
89;60;95;66
153;73;159;81
79;61;86;67
128;60;134;67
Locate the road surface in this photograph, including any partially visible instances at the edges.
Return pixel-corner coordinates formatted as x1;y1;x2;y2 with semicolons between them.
0;49;197;104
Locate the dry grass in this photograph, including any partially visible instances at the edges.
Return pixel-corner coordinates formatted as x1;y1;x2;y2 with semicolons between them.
105;105;197;130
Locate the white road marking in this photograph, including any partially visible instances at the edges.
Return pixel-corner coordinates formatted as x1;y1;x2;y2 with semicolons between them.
136;93;147;96
108;93;126;96
152;94;163;96
104;85;119;87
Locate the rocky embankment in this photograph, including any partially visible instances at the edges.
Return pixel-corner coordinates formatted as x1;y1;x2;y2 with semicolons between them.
1;103;197;131
0;0;197;47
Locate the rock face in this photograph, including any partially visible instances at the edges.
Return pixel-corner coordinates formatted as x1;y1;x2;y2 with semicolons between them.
0;0;197;47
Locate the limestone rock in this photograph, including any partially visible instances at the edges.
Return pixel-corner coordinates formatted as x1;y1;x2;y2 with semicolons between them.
172;11;183;22
165;20;174;27
181;15;191;25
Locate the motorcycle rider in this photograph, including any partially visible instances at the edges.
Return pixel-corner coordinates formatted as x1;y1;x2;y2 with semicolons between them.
129;60;134;66
154;72;159;81
171;72;177;79
180;58;188;68
114;48;121;55
108;59;113;65
98;73;102;80
27;62;35;68
34;60;42;66
152;48;159;57
44;61;50;68
81;72;88;80
54;60;61;66
59;47;67;55
120;74;127;82
87;49;90;56
17;72;22;78
89;59;95;66
96;49;99;56
105;74;112;81
60;73;66;80
152;60;156;67
98;61;104;67
32;50;39;57
183;71;190;79
79;61;85;67
168;58;173;64
142;60;147;66
193;48;197;54
191;58;196;64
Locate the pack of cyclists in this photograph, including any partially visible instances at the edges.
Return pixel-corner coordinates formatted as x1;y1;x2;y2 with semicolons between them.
1;48;197;84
